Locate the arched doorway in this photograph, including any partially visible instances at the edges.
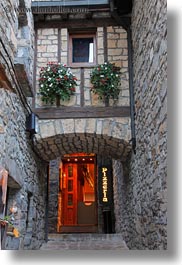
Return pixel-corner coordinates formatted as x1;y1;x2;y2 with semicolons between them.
47;151;122;235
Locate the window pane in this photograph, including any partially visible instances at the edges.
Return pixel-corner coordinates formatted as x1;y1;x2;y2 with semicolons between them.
68;166;73;177
68;180;73;191
68;194;73;205
72;38;94;63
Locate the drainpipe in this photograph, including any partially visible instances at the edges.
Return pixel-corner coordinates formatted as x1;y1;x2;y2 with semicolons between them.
127;24;136;154
45;164;49;242
110;1;136;154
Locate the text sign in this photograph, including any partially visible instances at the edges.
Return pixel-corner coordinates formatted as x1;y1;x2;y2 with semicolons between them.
102;167;108;203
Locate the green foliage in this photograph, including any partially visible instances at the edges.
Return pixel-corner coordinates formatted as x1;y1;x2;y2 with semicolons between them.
1;215;13;226
90;62;121;101
39;62;77;105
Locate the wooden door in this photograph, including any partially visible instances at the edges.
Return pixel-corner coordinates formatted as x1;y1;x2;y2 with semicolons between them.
62;164;77;225
60;155;98;233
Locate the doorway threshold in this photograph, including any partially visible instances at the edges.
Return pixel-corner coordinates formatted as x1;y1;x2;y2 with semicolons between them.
60;225;98;233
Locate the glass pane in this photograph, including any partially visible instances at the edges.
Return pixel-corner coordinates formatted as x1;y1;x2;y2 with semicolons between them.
72;38;94;63
68;166;73;177
68;194;73;205
68;180;73;191
54;1;109;6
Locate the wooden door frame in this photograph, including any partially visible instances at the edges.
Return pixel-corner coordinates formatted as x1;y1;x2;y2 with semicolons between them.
59;154;98;233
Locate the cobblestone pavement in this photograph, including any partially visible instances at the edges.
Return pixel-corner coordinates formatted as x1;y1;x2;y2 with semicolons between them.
40;233;129;250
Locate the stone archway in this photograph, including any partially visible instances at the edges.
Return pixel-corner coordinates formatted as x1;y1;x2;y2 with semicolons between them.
33;117;132;161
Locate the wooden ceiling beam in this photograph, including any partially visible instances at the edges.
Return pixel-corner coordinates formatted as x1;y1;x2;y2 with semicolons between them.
34;17;121;29
33;106;130;120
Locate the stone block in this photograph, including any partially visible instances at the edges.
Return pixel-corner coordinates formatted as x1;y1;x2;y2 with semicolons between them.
61;29;68;36
43;52;57;58
38;45;47;52
39;121;55;138
42;28;55;35
117;39;128;48
40;40;52;45
108;39;117;48
0;125;5;133
61;119;75;134
48;35;58;40
85;119;96;133
74;119;86;133
108;49;122;56
37;57;48;63
54;120;63;134
23;236;32;246
47;45;58;53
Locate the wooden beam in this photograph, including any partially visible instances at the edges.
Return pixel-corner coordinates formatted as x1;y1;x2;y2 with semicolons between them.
80;68;84;107
33;106;130;119
58;28;61;61
34;18;119;29
14;63;33;97
110;12;131;30
103;27;108;62
32;29;38;108
0;64;13;91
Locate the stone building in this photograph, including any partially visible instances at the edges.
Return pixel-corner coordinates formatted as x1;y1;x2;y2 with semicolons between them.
0;0;167;250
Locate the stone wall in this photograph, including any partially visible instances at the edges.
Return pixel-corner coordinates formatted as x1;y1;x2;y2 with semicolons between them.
0;0;34;96
15;0;35;88
0;0;47;250
48;159;60;233
0;89;47;250
113;0;167;249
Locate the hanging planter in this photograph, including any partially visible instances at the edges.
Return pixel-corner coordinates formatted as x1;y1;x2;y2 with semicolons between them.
39;62;77;106
0;215;20;237
90;62;121;106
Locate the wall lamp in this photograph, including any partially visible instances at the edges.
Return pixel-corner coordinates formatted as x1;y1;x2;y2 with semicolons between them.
26;113;39;135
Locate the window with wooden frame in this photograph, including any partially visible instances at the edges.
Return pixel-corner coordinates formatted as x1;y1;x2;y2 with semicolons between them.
68;32;97;67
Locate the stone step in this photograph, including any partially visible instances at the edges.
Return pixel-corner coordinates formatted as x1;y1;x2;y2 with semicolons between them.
40;233;128;250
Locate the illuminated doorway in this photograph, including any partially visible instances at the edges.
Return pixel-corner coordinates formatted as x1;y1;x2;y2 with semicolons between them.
58;153;98;233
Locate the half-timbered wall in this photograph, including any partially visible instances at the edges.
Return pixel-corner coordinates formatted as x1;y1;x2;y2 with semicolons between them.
35;26;129;108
